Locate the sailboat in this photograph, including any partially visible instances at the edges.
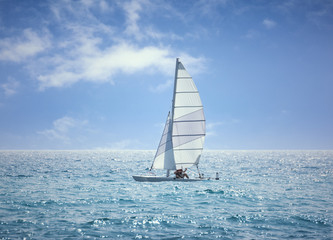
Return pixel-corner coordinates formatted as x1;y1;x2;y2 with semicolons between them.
133;58;206;182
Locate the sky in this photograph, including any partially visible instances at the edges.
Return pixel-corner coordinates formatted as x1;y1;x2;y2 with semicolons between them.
0;0;333;150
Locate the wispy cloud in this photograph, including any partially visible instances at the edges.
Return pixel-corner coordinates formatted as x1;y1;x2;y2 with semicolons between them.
262;18;277;29
0;28;50;62
1;77;20;96
31;0;200;90
206;119;240;137
1;0;205;91
206;121;224;136
38;116;88;144
195;0;229;17
122;0;182;41
149;79;173;93
123;0;145;40
244;29;259;39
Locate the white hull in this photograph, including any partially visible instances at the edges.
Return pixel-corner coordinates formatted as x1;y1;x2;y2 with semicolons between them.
132;175;204;182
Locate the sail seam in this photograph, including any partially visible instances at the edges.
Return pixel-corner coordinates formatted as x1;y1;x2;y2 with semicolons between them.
174;108;204;120
174;106;203;108
157;140;172;146
172;136;204;150
173;148;203;151
173;134;205;137
173;120;205;123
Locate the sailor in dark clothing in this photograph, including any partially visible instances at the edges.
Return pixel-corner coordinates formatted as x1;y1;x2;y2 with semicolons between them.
174;168;189;179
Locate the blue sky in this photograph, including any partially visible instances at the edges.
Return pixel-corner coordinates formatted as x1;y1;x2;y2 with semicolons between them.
0;0;332;150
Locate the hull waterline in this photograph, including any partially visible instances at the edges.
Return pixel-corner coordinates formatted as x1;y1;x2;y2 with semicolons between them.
132;175;204;182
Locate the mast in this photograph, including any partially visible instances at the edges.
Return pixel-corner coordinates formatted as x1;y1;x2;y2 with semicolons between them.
150;59;179;173
166;58;179;175
171;58;179;126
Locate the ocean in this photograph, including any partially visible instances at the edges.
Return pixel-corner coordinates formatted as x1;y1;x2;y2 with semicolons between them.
0;150;332;239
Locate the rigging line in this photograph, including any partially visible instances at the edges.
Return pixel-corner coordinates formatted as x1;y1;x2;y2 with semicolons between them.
196;164;202;178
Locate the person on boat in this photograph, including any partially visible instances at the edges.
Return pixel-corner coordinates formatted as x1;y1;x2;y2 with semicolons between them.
174;168;189;179
174;169;182;178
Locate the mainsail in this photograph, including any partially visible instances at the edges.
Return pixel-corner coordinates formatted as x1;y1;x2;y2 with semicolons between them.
151;58;205;171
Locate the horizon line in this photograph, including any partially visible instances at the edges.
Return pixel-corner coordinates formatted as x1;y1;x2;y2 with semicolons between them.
0;149;332;151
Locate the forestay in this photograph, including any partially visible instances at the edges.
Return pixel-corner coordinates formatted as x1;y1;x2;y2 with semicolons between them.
151;59;205;170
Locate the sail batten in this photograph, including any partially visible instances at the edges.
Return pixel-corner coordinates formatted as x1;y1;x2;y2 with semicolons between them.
151;58;205;171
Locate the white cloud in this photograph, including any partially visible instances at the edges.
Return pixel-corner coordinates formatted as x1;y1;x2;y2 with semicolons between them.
206;121;224;136
36;42;175;90
1;77;20;96
2;0;205;91
122;0;183;42
123;0;144;40
30;0;181;90
38;116;88;144
149;79;173;92
0;29;50;62
262;18;277;29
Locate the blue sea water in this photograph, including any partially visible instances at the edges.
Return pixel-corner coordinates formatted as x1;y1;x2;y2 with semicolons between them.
0;150;332;239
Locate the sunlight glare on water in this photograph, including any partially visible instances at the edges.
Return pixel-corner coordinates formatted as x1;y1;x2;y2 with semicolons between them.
0;150;332;239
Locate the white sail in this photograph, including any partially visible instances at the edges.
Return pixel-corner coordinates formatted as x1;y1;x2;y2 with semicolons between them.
151;58;205;171
172;60;205;169
151;112;176;170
